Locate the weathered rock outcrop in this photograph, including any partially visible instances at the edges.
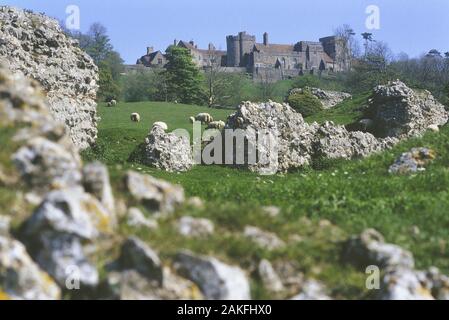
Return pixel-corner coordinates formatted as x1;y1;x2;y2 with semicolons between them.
0;6;99;149
144;126;194;172
367;80;448;138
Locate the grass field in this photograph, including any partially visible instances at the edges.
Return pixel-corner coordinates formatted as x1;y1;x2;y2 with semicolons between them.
81;98;449;299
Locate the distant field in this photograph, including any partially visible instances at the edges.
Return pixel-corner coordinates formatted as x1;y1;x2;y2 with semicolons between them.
81;98;449;299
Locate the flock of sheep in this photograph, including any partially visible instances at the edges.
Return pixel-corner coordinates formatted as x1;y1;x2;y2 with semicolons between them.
106;100;225;131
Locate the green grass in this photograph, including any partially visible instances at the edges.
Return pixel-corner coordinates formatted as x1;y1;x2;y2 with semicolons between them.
82;99;449;299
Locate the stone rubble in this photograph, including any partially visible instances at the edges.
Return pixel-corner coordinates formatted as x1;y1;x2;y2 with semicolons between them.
389;147;436;174
125;171;185;215
0;235;61;300
174;250;251;300
144;126;194;172
126;207;159;230
258;259;285;294
368;80;448;139
243;226;286;251
177;216;215;238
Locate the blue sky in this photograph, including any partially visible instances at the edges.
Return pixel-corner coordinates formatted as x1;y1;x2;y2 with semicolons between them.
3;0;448;64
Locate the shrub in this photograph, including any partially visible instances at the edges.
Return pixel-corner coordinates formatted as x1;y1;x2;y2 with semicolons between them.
287;90;323;117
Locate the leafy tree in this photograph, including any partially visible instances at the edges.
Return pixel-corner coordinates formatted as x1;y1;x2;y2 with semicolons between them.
163;46;205;105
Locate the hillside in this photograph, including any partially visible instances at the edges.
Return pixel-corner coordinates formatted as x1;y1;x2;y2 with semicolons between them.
78;96;449;299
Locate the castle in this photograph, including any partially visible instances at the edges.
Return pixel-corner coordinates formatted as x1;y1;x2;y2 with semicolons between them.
136;31;351;81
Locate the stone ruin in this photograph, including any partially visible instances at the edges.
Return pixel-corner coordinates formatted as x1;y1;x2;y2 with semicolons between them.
0;6;99;150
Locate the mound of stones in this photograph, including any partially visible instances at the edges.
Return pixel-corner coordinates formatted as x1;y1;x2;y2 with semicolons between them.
367;80;448;138
344;229;449;300
289;87;352;109
0;6;99;150
144;126;194;172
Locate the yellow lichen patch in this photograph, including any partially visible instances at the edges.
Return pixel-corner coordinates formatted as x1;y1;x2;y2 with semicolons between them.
81;198;114;234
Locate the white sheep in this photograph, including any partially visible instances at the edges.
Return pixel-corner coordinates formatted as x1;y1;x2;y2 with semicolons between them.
130;113;141;122
152;121;168;131
107;99;117;107
207;120;226;130
195;113;214;124
428;124;440;133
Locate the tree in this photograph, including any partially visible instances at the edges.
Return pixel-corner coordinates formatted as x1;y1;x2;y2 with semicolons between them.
361;32;374;57
66;23;124;101
163;46;205;105
334;24;359;68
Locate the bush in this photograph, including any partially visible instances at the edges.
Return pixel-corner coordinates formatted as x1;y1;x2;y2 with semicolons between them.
287;90;323;117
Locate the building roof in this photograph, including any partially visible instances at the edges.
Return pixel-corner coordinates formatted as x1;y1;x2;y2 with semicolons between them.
178;40;226;56
254;43;295;53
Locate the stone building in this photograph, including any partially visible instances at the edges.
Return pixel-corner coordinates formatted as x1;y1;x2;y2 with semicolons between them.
136;47;167;67
135;31;351;81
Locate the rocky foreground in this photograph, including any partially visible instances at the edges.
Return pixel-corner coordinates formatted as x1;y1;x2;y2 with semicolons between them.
2;65;449;300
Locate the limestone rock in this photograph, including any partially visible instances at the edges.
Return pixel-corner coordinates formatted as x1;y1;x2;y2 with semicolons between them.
389;147;436;174
174;250;250;300
21;187;114;241
125;171;185;214
177;216;214;238
126;207;158;230
32;233;99;290
226;101;315;174
378;267;434;300
258;259;284;294
290;280;331;300
101;268;202;300
260;206;281;218
244;226;285;251
343;229;415;269
118;237;163;286
13;137;82;192
144;126;194;172
0;7;99;149
0;236;61;300
368;80;448;138
82;162;115;214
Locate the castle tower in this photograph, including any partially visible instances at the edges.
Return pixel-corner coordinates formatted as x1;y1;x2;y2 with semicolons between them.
226;34;240;67
319;36;351;71
263;32;269;46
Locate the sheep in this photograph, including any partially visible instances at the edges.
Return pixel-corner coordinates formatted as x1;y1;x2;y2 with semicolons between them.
130;113;141;122
152;121;168;131
207;120;226;130
107;99;117;107
195;113;214;124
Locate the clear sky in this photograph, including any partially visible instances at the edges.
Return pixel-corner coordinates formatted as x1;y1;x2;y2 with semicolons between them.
3;0;448;64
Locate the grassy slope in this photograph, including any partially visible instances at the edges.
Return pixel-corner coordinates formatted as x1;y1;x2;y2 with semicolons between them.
81;99;449;299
